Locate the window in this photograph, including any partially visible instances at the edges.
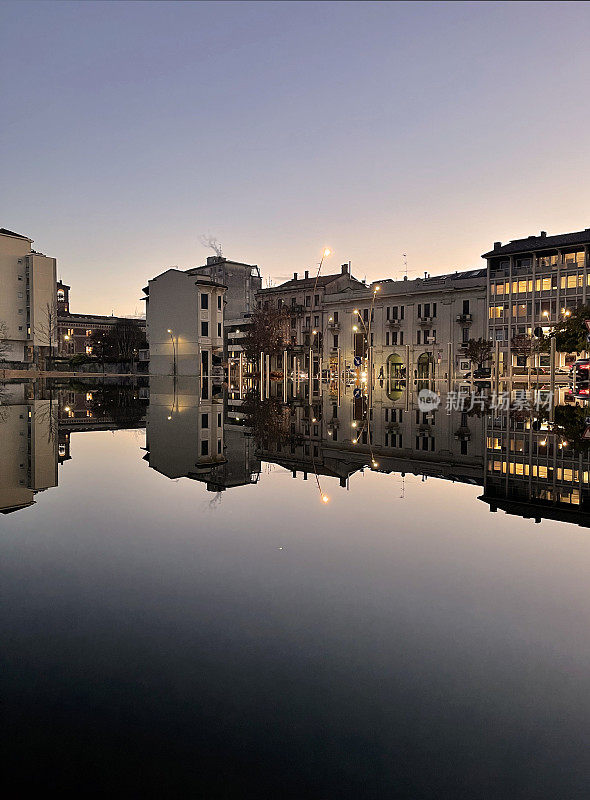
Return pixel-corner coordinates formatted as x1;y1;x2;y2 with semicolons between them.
201;440;209;456
385;332;389;346
400;331;404;345
201;293;209;309
291;297;296;306
333;334;339;348
416;330;421;345
333;311;339;323
462;327;469;343
417;304;421;318
314;294;319;306
217;412;222;427
202;413;209;428
305;296;311;307
463;300;470;314
392;331;398;345
218;295;222;309
217;439;222;454
217;322;222;337
314;316;319;327
86;330;92;336
201;321;209;337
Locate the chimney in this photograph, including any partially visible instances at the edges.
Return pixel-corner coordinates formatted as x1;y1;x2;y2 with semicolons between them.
403;275;408;281
293;272;298;280
424;271;428;279
304;270;309;279
493;241;502;250
341;263;349;274
540;231;547;237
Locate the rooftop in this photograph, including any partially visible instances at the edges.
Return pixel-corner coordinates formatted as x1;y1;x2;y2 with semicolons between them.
0;227;32;242
482;228;590;258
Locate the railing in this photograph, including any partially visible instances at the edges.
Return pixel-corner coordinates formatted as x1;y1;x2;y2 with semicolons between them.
386;317;401;325
456;313;472;323
417;315;434;324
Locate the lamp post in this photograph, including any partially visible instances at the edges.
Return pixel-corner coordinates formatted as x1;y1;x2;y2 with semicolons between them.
167;329;177;378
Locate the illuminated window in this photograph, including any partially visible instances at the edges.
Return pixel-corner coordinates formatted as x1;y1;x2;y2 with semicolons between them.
85;346;93;355
86;329;92;336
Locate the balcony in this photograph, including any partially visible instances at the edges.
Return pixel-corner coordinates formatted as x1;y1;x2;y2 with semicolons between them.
328;321;341;331
417;315;434;325
456;313;473;323
386;317;401;326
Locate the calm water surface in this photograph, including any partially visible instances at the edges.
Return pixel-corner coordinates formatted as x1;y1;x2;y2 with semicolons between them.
1;380;590;797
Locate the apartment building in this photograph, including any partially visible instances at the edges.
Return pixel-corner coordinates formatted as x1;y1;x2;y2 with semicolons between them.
483;228;590;371
322;269;487;383
189;256;262;359
144;268;226;385
0;228;57;364
58;312;146;357
255;263;364;372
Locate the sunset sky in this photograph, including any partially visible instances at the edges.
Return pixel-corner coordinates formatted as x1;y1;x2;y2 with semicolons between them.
2;1;589;315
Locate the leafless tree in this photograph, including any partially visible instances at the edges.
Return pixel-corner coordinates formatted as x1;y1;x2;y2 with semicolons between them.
35;301;59;367
0;320;10;362
199;234;223;258
242;306;290;362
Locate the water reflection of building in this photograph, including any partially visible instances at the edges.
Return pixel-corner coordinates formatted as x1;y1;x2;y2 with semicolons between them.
481;390;590;526
145;377;260;492
256;383;486;493
0;383;58;514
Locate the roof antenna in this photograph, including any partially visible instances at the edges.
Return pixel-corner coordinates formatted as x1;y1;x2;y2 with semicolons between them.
403;253;408;279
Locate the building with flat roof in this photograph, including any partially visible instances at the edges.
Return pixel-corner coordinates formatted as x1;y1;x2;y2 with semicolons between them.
144;268;226;387
0;228;57;364
483;227;590;373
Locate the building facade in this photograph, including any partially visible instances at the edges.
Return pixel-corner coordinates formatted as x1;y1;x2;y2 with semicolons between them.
0;228;57;364
144;268;226;384
58;312;146;357
322;269;487;385
483;228;590;372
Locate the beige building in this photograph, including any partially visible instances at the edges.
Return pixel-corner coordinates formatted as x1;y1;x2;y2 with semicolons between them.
0;383;58;514
0;228;57;364
321;269;488;385
144;269;226;382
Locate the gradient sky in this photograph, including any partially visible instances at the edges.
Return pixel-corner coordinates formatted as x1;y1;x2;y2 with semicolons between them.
2;1;589;315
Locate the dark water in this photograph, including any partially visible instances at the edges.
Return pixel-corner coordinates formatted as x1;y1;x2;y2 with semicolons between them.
1;380;590;797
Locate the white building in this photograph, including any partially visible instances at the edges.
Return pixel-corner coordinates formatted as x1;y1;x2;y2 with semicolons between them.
0;228;57;364
144;268;226;384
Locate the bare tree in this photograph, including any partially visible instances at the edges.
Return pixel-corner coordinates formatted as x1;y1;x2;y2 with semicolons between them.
199;234;223;258
242;307;290;363
35;301;59;367
0;320;10;362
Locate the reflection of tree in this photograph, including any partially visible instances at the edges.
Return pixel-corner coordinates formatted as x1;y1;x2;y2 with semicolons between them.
89;386;147;427
552;405;590;454
241;391;290;446
35;393;59;443
0;320;10;362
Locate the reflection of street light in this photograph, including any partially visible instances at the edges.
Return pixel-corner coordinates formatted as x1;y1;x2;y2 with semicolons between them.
167;329;177;378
